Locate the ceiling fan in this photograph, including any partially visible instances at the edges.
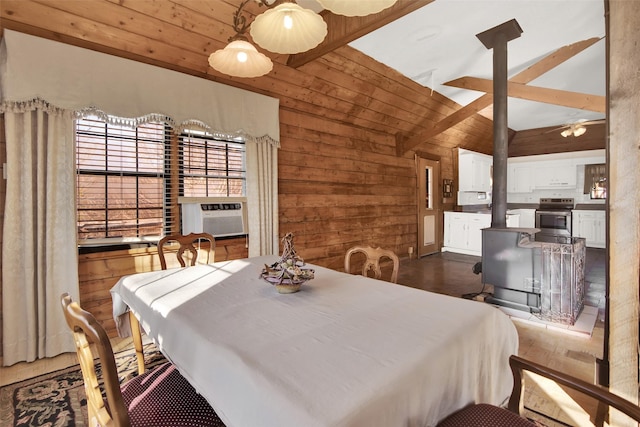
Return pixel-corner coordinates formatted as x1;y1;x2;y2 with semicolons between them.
547;119;606;137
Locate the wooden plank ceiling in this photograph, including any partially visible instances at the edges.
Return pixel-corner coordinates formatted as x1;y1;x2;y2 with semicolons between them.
0;0;497;157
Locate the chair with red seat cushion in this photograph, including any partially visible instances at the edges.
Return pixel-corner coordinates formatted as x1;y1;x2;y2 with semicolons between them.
437;403;537;427
436;355;640;427
60;293;225;427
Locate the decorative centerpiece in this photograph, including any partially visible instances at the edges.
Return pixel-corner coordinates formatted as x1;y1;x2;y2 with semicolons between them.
260;233;314;293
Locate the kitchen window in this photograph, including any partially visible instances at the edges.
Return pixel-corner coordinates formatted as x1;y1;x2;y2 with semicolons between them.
76;116;246;245
584;164;606;199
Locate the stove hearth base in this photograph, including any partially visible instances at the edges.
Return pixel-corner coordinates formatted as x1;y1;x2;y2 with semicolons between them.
485;287;541;314
481;227;586;325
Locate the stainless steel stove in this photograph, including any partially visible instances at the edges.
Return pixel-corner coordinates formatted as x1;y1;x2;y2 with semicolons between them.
535;198;574;242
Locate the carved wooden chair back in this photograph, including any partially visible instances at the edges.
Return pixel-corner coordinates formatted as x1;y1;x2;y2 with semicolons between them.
61;293;131;426
157;232;215;270
344;245;400;284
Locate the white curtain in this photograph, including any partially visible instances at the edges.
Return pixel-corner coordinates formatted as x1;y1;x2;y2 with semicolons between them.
246;139;280;257
1;100;79;366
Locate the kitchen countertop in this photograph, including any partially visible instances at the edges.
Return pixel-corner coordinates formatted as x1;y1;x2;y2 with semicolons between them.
506;203;539;210
574;204;606;210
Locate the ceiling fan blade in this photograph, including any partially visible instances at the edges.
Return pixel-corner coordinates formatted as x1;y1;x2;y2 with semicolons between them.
579;119;606;126
544;125;570;133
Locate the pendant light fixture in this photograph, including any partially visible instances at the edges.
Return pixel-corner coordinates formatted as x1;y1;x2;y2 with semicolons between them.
208;0;273;78
250;1;328;54
317;0;398;17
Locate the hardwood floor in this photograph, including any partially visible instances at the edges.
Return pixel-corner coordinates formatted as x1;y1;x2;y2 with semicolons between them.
399;248;607;425
398;248;606;381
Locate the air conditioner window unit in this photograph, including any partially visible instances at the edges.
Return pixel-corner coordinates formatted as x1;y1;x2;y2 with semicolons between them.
181;201;247;238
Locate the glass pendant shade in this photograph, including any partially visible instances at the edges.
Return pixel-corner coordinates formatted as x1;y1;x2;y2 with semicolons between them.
208;39;273;78
250;2;328;54
317;0;398;17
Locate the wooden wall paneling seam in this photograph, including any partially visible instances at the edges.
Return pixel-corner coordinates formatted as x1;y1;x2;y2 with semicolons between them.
307;229;415;251
2;1;213;73
306;58;447;130
319;50;496;140
321;47;458;111
279;126;397;158
280;111;404;154
278;127;410;166
278;159;415;184
278;181;415;197
278;193;414;208
34;0;231;56
279;205;414;222
102;0;242;32
273;81;410;137
279;110;399;149
285;216;416;234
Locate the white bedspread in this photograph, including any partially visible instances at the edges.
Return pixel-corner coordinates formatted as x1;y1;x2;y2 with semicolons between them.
111;256;518;427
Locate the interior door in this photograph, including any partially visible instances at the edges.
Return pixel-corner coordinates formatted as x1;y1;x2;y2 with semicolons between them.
417;157;441;257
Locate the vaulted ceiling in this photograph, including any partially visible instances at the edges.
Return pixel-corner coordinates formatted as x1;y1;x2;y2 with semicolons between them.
0;0;606;157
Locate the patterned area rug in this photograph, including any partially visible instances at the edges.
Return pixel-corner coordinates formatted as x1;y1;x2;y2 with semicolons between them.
0;344;166;427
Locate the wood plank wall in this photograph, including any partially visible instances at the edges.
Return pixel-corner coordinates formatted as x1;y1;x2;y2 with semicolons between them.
509;122;606;157
0;0;602;350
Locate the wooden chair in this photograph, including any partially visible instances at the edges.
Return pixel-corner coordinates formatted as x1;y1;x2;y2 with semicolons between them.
344;245;400;283
60;293;226;427
437;354;640;427
157;232;215;270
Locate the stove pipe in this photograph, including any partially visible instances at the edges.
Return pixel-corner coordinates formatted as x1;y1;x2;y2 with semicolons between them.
476;20;523;228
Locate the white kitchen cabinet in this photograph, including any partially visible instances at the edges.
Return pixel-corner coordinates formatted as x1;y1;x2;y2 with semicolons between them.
534;161;577;189
459;150;492;192
507;163;534;193
572;210;606;248
444;212;468;249
443;212;491;256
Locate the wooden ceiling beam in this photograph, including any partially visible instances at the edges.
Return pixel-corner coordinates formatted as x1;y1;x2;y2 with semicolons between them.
286;0;434;68
443;76;606;113
396;36;602;156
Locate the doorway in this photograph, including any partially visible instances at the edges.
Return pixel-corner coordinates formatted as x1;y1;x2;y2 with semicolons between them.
417;157;442;257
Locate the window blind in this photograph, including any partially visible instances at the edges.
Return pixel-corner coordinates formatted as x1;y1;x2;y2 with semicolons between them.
76;116;176;242
180;130;246;198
